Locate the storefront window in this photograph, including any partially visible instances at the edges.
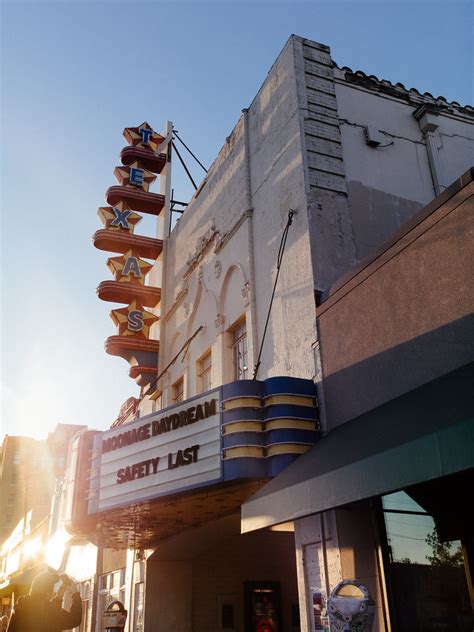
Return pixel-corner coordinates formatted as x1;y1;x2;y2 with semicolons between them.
74;581;91;632
133;582;144;632
382;491;473;630
97;569;126;628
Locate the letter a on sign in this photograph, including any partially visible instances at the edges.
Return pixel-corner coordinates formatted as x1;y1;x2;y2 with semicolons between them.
123;256;142;278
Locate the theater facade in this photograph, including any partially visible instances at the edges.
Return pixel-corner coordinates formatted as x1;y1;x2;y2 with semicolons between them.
61;35;473;632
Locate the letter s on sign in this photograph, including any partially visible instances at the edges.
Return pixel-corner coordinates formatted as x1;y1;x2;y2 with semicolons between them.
128;310;144;332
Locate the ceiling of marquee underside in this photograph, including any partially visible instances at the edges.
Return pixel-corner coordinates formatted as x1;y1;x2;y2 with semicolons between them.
92;479;268;549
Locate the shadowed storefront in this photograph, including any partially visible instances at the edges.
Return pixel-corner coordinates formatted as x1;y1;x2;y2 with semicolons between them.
242;171;474;631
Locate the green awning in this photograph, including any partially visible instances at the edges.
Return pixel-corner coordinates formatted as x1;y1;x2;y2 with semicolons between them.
241;363;474;533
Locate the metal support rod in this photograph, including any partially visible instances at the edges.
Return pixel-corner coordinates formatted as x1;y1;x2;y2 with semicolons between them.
171;140;198;190
160;121;173;239
153;130;173;157
155;120;173;412
173;130;208;173
155;326;204;386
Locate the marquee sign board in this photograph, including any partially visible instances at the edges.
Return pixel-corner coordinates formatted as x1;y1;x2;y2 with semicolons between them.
89;388;222;514
85;377;319;525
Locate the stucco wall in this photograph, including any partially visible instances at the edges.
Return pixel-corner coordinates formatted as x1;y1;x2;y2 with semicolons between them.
317;173;474;429
247;37;316;380
148;36;317;411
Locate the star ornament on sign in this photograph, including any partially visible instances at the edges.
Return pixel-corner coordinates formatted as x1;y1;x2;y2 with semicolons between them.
107;250;153;284
114;161;156;191
98;201;142;232
123;122;165;152
111;299;158;338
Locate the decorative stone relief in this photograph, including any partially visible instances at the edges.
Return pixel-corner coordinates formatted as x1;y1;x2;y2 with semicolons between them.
164;285;188;321
213;231;226;254
214;260;222;279
241;281;250;307
184;220;220;278
215;313;225;334
182;302;189;318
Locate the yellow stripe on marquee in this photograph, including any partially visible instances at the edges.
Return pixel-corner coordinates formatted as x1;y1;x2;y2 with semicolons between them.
265;418;317;431
223;446;264;459
266;444;312;457
222;421;264;434
263;394;315;407
222;397;263;410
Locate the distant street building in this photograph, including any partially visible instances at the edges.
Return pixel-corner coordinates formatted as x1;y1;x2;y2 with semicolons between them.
0;435;44;545
0;424;85;619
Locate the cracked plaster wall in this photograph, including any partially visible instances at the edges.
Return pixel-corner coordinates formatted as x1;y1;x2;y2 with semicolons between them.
291;34;473;286
335;79;474;261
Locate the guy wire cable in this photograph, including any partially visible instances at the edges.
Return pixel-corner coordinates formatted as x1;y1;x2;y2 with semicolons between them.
252;208;295;380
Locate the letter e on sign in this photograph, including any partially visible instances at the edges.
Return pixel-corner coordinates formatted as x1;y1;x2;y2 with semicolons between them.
129;168;145;187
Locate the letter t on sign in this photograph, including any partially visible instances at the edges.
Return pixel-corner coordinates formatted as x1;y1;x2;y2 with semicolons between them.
139;127;153;145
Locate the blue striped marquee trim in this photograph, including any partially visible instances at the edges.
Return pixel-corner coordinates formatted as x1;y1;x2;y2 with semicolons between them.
266;428;318;445
266;443;311;457
263;394;315;407
223;432;265;448
223;446;265;459
222;397;263;410
221;376;319;479
222;421;265;434
265;404;318;421
265;418;316;431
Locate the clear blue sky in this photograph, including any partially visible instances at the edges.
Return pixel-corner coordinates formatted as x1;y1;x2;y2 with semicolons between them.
1;0;472;439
